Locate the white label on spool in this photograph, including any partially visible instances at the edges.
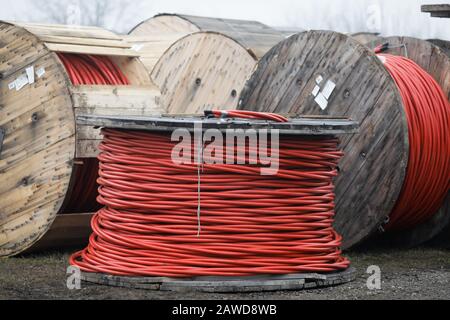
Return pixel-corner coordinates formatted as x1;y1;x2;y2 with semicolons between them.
322;80;336;100
316;75;323;85
315;92;329;110
312;85;320;97
8;81;16;90
26;66;35;84
14;74;29;91
36;67;46;78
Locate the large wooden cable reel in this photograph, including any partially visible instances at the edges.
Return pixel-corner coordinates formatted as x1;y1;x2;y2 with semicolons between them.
127;14;286;113
365;36;450;248
0;21;161;257
239;31;450;249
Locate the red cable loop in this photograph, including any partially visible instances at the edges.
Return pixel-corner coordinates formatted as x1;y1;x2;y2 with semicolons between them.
57;53;130;213
70;126;350;278
379;54;450;231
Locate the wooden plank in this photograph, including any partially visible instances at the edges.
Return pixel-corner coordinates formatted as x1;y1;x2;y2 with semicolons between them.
70;85;163;116
40;36;130;48
422;4;450;17
15;22;121;40
151;32;257;114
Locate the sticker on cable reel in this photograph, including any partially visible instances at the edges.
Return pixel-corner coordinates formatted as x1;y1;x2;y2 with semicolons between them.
311;76;337;111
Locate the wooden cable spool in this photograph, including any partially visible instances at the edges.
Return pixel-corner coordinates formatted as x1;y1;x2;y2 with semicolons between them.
0;21;162;257
239;31;450;249
127;14;286;113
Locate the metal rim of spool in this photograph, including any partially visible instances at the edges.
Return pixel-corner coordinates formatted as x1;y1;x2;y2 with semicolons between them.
365;36;450;248
150;31;258;114
0;22;76;257
239;30;410;249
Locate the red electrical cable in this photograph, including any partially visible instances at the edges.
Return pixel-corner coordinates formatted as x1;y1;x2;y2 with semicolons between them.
57;53;130;213
379;54;450;231
70;112;350;278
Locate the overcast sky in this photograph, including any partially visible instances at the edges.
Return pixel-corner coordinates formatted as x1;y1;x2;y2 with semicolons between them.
1;0;449;40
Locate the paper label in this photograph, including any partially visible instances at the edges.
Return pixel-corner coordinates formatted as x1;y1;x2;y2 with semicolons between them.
322;80;336;100
312;85;320;97
315;92;328;110
8;82;16;90
26;66;35;84
14;74;29;91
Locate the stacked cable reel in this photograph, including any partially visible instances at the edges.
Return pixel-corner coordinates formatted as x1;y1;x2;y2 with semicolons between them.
70;111;358;292
126;14;286;114
0;21;162;257
239;31;450;249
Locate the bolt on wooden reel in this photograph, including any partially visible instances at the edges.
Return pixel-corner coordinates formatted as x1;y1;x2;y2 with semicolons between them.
127;14;286;114
239;31;450;249
0;21;162;257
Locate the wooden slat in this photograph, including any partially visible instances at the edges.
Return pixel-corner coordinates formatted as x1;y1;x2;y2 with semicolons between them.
44;43;140;56
39;35;131;48
70;85;163;158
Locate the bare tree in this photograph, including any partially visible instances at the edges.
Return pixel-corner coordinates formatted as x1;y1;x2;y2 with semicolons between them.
30;0;148;33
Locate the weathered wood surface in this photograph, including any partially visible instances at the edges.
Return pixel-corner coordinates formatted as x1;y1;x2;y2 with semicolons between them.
422;4;450;17
128;14;286;114
76;114;358;136
129;14;286;59
239;31;409;249
0;21;157;256
79;268;356;292
429;39;450;56
151;32;257;114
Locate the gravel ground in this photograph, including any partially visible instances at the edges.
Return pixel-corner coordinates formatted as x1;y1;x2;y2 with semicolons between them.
0;247;449;300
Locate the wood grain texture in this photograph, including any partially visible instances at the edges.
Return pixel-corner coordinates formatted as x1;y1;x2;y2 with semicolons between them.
129;14;285;59
422;4;450;17
151;32;256;114
239;31;409;249
366;36;450;247
0;28;76;256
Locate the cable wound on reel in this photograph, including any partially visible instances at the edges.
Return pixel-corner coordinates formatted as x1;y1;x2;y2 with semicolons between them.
70;111;352;278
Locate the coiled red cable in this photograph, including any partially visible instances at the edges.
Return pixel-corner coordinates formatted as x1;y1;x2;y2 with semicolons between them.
57;53;130;213
380;54;450;231
70;112;350;278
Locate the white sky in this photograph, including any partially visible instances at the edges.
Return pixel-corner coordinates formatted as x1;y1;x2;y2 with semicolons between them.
1;0;449;39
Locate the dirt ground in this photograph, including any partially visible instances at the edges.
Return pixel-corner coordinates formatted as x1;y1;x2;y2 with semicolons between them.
0;246;449;300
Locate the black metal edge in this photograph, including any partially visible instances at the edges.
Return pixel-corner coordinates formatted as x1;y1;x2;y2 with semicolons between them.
76;114;359;136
